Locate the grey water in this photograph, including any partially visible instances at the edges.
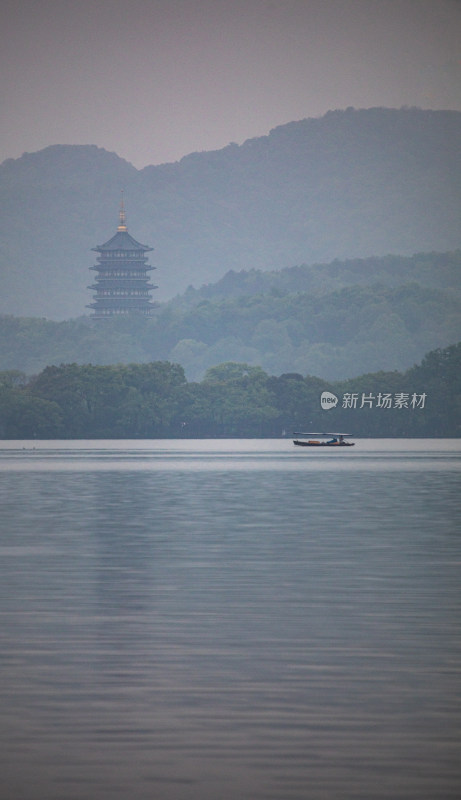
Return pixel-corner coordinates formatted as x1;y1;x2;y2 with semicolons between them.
0;439;460;800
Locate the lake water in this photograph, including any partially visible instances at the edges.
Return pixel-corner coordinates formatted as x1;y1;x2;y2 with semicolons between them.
1;439;460;800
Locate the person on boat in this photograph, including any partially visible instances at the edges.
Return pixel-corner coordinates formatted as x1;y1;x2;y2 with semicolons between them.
327;437;338;444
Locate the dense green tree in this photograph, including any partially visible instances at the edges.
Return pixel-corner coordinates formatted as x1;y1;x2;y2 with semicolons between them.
266;373;332;433
404;343;461;436
198;363;278;436
0;369;28;387
27;361;187;438
0;343;459;439
0;383;63;438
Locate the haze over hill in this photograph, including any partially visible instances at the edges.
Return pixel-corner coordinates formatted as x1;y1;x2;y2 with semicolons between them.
1;107;460;320
1;250;460;382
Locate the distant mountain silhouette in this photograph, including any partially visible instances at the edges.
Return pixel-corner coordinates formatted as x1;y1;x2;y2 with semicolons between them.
1;107;460;319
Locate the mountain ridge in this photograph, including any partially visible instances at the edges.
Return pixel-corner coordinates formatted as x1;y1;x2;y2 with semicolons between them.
1;106;460;319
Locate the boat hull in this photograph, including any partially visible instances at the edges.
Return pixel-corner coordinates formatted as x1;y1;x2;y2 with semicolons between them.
293;440;355;447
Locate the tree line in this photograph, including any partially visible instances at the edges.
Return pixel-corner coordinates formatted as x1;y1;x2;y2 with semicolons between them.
0;342;459;439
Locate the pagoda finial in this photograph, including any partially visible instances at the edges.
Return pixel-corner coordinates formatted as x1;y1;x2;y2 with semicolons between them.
117;191;127;231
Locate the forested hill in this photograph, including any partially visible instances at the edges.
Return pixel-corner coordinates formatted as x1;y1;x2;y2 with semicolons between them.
177;250;461;304
1;343;460;439
1;107;460;319
0;250;460;381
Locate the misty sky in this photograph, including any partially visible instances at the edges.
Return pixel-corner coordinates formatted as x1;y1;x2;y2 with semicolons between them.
2;0;461;168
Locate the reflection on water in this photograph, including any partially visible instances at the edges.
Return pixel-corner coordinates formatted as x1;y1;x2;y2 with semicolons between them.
1;440;460;799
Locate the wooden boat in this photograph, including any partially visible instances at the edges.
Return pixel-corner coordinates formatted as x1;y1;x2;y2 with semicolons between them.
293;432;355;447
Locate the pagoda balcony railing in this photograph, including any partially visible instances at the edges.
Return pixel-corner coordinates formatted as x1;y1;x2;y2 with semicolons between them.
97;251;148;259
88;306;155;316
93;290;152;297
92;272;152;278
89;299;155;308
89;282;158;291
91;265;153;273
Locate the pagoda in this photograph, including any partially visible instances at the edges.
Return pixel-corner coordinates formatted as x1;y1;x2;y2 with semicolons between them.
88;197;156;318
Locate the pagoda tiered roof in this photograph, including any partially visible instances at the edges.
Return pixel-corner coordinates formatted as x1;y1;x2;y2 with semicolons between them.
93;230;153;253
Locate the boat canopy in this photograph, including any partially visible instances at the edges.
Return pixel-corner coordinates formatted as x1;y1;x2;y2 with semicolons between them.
293;432;353;437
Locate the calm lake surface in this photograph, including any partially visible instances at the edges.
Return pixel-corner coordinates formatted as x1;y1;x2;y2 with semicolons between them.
1;439;460;800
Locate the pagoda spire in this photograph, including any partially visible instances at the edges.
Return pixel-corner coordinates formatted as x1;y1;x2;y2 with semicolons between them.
117;191;127;231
